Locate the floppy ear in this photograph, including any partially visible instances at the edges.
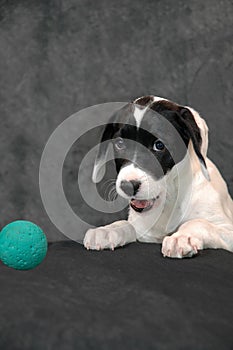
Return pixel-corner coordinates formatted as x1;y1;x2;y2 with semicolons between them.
179;107;210;181
92;123;116;183
92;103;133;183
185;106;209;158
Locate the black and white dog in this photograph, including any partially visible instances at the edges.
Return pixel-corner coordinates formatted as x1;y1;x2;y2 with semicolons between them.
84;96;233;258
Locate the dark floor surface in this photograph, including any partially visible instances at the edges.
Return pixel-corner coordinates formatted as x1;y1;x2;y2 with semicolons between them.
0;241;233;350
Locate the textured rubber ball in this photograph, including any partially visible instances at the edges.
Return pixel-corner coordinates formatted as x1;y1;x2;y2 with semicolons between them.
0;220;48;270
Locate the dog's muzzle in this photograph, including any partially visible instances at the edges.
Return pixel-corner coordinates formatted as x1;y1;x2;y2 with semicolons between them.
120;180;141;196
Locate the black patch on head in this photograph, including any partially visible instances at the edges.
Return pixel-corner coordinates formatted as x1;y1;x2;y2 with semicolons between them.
92;103;137;182
150;99;180;113
149;99;208;174
98;104;136;144
149;99;201;148
93;98;209;183
133;95;154;107
112;123;173;178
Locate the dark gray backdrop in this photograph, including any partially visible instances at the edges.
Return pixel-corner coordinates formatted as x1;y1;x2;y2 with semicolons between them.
1;0;233;241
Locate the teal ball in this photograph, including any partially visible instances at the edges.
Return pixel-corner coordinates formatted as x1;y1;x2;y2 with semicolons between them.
0;220;48;270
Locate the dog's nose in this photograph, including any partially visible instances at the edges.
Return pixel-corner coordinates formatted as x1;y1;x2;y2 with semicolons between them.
120;180;141;196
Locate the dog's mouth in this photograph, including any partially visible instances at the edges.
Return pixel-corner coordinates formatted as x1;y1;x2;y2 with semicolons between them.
130;195;160;213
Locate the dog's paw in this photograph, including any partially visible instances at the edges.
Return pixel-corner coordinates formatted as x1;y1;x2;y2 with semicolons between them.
161;232;203;258
83;227;125;251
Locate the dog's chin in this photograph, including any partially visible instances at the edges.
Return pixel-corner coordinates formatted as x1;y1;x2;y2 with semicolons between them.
130;195;160;213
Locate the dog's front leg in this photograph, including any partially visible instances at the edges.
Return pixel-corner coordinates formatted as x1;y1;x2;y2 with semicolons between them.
83;220;136;250
162;218;233;258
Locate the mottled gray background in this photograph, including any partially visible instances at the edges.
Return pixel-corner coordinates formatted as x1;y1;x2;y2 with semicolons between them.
0;0;233;241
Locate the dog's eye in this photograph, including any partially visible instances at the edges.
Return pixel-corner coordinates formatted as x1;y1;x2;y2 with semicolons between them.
153;140;165;151
114;137;126;150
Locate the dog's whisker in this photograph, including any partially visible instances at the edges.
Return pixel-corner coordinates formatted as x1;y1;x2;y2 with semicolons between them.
100;178;116;192
108;186;117;201
113;191;118;201
101;179;116;200
103;185;113;199
107;188;113;201
84;95;233;258
112;190;118;201
107;185;117;201
103;184;116;201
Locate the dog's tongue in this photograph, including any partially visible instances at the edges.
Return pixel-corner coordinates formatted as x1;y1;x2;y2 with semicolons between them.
130;199;154;209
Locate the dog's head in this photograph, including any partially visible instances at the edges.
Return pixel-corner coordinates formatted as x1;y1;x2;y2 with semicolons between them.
92;96;209;213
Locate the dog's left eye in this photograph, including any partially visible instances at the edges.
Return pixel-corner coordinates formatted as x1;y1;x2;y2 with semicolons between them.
153;140;165;151
114;137;126;150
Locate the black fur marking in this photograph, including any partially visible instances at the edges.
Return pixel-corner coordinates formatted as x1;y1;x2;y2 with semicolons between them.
149;99;206;173
94;98;208;182
113;123;174;178
133;95;154;107
150;100;201;148
150;99;180;113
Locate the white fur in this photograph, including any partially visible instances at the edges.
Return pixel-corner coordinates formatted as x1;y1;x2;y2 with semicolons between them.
84;97;233;258
133;96;166;128
133;106;147;128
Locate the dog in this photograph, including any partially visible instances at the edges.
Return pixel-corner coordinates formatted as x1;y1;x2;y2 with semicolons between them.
83;96;233;258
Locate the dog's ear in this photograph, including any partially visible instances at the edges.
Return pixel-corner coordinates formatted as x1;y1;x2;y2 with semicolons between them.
92;122;116;183
185;106;209;158
179;107;210;181
92;103;133;183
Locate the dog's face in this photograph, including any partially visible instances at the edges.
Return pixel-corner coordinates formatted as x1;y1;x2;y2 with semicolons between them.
93;96;209;213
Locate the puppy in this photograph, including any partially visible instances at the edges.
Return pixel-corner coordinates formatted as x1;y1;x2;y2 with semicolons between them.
84;96;233;258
